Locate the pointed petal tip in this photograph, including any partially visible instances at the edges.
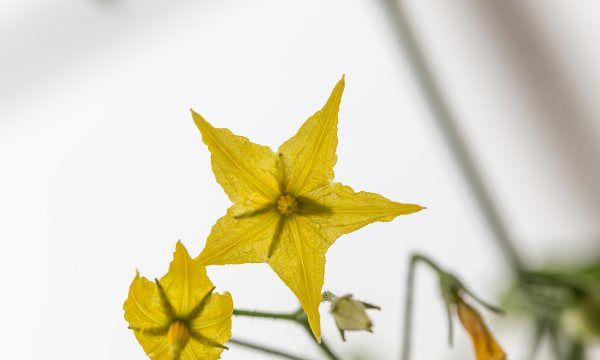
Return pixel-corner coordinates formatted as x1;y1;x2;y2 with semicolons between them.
174;240;188;254
410;203;426;212
308;322;322;343
395;203;426;215
190;109;209;128
336;75;346;90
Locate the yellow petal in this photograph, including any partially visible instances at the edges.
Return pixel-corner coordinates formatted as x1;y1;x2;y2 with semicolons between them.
187;292;233;360
192;111;281;208
124;273;171;359
300;183;423;244
457;298;507;360
278;77;344;196
124;272;170;329
160;241;216;316
268;216;326;341
197;207;281;265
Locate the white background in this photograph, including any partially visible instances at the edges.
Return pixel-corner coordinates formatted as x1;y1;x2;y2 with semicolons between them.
1;1;599;359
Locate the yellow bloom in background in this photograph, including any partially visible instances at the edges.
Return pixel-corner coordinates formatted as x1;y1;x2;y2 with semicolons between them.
456;296;506;360
124;241;233;360
192;76;423;341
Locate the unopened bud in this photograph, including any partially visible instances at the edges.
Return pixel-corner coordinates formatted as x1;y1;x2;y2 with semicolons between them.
167;320;190;360
329;294;380;341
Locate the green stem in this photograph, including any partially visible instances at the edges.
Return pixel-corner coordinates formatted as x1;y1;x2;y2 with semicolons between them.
317;338;340;360
228;338;311;360
233;308;298;321
378;0;524;272
566;339;585;360
411;254;444;276
233;308;342;360
296;319;341;360
401;254;447;360
400;256;416;360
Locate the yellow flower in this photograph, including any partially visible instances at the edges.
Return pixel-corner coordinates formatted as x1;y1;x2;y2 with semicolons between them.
329;294;380;341
456;296;506;360
192;76;423;341
124;241;233;360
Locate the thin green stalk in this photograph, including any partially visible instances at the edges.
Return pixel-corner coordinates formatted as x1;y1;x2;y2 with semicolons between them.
228;338;311;360
317;339;340;360
528;319;547;360
233;308;341;360
566;339;584;360
378;0;524;271
298;321;341;360
411;254;444;275
233;308;299;321
400;255;416;360
401;254;447;360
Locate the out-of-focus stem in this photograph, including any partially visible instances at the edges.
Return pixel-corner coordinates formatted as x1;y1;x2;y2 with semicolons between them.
401;254;449;360
378;0;524;271
401;255;417;360
317;339;340;360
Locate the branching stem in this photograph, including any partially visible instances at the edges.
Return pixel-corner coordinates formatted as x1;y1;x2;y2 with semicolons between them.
233;308;341;360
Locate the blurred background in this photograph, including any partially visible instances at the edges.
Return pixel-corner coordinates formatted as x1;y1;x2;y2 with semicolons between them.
0;0;599;359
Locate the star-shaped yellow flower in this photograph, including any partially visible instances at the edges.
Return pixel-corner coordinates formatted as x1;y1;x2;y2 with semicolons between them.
192;76;423;341
124;241;233;359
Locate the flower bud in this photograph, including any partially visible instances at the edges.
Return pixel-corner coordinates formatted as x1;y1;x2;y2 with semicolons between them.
329;294;380;341
167;320;190;360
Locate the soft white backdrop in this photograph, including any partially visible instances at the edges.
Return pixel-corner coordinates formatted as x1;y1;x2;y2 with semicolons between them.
1;1;598;359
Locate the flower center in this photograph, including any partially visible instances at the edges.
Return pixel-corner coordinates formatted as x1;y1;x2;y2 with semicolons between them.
167;320;190;358
277;194;298;216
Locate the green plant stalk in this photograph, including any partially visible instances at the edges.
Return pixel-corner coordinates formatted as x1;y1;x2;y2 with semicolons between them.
378;0;524;272
229;337;311;360
233;309;298;321
317;339;339;360
233;308;341;360
401;254;446;360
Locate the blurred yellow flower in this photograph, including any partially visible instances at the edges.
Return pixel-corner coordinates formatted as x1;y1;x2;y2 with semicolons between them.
192;76;422;341
456;296;506;360
124;241;233;360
